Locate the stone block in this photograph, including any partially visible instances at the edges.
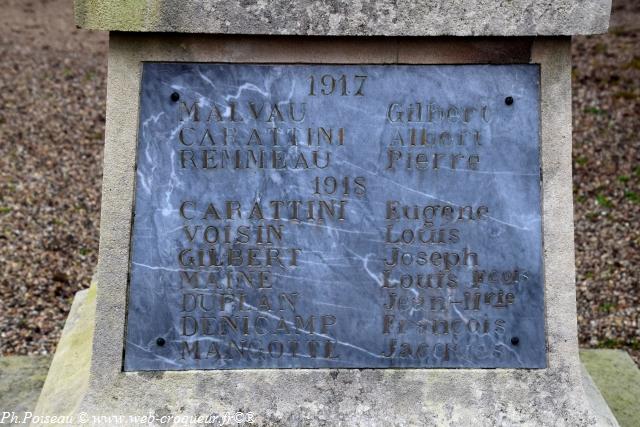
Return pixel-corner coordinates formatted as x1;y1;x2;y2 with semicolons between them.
33;285;95;417
580;349;640;427
35;287;627;425
32;36;611;425
74;0;611;36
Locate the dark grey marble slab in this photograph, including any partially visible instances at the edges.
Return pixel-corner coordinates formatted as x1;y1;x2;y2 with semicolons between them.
124;63;544;371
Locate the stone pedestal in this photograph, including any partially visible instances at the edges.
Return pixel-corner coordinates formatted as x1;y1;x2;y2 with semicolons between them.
35;1;615;425
37;284;621;425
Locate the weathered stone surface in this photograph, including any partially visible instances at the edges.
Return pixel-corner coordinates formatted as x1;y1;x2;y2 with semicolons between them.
581;349;640;427
74;0;611;36
34;285;95;417
580;365;619;426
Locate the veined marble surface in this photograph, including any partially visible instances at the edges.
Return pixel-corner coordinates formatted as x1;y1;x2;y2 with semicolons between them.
124;63;544;371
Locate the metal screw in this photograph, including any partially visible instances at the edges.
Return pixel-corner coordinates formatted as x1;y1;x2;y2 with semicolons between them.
170;92;180;102
505;96;514;106
511;336;520;346
156;337;166;347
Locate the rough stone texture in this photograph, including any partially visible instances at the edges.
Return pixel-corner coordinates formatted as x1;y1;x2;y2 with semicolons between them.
0;356;50;415
74;0;612;36
580;349;640;427
30;36;604;425
580;365;619;426
34;285;94;417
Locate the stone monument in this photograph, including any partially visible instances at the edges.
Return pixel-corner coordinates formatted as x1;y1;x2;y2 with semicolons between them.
36;0;616;425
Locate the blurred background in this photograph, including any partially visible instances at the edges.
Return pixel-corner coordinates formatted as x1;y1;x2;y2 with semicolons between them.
0;0;638;366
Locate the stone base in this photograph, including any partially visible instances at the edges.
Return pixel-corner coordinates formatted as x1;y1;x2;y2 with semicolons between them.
581;349;640;427
32;287;628;426
33;285;94;418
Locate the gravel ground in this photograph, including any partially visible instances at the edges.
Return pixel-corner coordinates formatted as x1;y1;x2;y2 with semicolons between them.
573;0;640;365
0;1;638;365
0;0;106;355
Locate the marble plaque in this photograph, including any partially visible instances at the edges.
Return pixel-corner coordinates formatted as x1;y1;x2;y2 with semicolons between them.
124;63;545;371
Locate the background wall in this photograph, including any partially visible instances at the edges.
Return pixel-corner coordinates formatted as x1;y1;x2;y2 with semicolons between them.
0;0;637;365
